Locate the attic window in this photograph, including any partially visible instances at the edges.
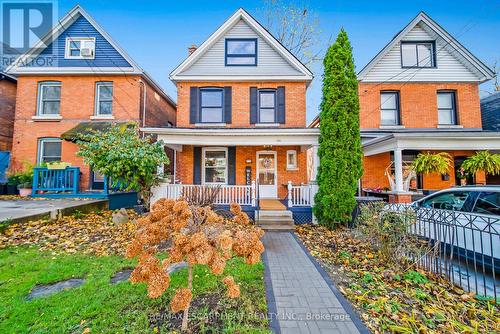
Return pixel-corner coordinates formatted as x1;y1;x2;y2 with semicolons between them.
401;41;435;68
65;37;95;59
225;38;257;66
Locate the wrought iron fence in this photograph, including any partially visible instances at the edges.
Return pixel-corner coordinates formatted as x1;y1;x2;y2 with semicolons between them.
384;204;499;300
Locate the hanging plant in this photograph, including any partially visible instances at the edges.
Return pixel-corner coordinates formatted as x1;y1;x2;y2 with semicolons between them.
461;151;500;176
411;152;452;175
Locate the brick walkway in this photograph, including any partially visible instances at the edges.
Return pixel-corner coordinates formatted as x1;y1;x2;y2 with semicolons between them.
262;232;368;334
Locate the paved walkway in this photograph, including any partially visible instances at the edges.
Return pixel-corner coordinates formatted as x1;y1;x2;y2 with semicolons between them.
262;232;368;334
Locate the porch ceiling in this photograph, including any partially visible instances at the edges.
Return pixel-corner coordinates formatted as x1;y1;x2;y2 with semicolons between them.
363;131;500;156
141;127;319;150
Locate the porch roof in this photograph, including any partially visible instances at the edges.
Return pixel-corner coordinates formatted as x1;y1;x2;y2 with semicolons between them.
141;127;319;150
362;130;500;156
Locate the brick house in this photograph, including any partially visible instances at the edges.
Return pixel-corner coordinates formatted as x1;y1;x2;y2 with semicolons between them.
145;9;319;225
0;72;17;183
6;5;176;190
311;12;499;202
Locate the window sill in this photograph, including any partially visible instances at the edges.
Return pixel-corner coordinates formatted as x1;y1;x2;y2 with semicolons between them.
255;123;280;127
437;125;463;129
286;167;299;171
32;115;62;121
195;123;226;127
379;125;405;129
90;115;115;120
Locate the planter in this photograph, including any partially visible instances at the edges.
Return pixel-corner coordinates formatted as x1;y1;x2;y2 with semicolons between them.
47;162;71;170
18;188;32;197
6;185;18;195
0;184;6;195
460;178;467;186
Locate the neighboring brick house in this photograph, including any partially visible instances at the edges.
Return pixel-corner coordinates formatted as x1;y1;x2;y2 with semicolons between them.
145;9;318;223
311;12;498;202
0;72;17;152
6;5;176;190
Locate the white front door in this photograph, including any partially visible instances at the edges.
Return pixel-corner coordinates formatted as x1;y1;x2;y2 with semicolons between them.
257;151;277;198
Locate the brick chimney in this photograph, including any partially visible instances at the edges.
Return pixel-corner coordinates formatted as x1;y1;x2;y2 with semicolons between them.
188;44;197;55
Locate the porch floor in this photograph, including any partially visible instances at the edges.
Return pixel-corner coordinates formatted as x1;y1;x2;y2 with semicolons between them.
259;199;287;211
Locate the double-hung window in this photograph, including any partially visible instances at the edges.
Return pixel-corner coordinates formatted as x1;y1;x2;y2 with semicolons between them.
200;88;224;123
37;82;61;116
65;37;95;59
437;91;457;125
401;42;435;68
225;38;257;66
258;89;276;123
95;82;113;115
202;148;227;184
38;138;62;163
380;91;400;125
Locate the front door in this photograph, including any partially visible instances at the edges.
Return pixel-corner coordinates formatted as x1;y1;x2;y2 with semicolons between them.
257;151;277;198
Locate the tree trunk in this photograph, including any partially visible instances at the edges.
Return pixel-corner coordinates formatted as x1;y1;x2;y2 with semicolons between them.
181;265;193;331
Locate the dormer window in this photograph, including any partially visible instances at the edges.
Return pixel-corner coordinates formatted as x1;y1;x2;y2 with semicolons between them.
225;38;257;66
401;41;435;68
65;37;95;59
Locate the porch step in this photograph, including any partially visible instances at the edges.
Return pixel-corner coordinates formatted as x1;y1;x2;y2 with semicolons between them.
255;210;295;231
258;223;295;231
255;210;293;219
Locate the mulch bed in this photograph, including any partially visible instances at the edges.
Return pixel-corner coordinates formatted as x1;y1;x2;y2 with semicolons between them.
0;210;139;256
296;224;499;334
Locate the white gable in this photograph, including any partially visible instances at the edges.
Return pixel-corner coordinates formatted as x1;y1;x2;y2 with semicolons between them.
170;9;312;82
358;13;494;83
179;19;303;77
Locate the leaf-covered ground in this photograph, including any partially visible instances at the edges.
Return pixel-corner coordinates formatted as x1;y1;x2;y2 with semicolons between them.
0;210;139;256
0;210;269;333
296;224;499;334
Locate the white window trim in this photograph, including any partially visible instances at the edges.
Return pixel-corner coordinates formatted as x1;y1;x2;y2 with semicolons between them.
286;150;298;170
65;37;96;59
258;89;277;124
95;81;113;116
38;138;62;164
37;82;61;116
201;147;228;185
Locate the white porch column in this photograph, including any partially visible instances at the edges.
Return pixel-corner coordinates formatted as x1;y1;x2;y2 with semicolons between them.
394;148;404;193
310;144;320;182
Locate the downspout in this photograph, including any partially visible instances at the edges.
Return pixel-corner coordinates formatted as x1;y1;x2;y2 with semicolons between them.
138;79;147;136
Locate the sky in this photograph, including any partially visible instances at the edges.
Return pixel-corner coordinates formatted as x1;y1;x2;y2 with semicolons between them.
56;0;500;123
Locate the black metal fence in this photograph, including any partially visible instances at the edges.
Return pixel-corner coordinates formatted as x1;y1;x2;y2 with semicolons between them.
384;204;499;300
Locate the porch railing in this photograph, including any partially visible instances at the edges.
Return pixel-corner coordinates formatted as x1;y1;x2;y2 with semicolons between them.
151;182;256;206
287;182;318;207
32;167;80;194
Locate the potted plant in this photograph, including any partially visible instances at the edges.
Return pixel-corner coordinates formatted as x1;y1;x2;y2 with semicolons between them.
17;181;32;197
6;173;20;195
411;152;452;194
455;167;468;186
461;151;500;183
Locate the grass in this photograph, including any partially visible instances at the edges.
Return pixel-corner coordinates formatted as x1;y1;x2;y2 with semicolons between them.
0;246;269;333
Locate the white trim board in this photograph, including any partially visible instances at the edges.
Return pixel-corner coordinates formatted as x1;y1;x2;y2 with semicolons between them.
170;8;313;83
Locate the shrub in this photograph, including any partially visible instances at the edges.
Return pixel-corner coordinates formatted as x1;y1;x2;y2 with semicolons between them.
126;199;265;331
411;152;452;175
461;150;500;176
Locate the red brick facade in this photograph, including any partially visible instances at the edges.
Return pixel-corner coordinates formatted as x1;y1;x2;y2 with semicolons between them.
0;78;16;151
10;75;175;188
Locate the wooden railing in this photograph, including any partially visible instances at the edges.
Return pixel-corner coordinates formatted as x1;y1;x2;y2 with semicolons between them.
151;182;256;206
32;167;80;194
287;182;318;207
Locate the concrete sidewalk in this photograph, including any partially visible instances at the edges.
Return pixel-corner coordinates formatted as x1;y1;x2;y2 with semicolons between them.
0;199;107;223
262;232;369;334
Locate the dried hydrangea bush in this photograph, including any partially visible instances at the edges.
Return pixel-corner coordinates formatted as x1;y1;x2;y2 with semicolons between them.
125;199;265;331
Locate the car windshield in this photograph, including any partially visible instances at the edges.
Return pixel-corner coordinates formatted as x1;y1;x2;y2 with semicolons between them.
421;191;471;211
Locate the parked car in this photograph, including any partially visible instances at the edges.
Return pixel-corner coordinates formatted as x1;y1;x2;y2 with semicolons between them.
411;186;499;264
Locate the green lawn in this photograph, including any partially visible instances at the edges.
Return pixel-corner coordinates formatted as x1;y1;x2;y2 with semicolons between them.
0;247;269;333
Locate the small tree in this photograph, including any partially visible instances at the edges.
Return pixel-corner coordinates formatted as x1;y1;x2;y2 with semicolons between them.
126;199;265;331
461;151;500;177
313;29;363;228
411;152;452;175
76;124;168;208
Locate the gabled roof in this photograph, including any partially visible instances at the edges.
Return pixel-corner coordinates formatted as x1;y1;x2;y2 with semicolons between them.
170;8;313;82
357;11;494;82
6;5;175;106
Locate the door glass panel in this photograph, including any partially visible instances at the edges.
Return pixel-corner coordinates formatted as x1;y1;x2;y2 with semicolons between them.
258;154;275;185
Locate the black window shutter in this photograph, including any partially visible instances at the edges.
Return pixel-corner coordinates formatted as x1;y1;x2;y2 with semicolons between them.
227;146;236;185
193;147;201;184
224;86;232;124
277;86;286;124
190;87;199;124
250;87;258;124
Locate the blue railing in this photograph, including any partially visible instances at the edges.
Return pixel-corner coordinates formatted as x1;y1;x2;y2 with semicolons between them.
32;167;80;195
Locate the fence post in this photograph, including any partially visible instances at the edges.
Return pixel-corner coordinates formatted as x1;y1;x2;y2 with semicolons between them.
32;168;39;196
288;181;293;208
251;180;256;207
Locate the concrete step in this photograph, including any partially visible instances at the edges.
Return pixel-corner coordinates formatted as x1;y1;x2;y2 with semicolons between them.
255;210;293;218
258;224;295;231
257;216;294;223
